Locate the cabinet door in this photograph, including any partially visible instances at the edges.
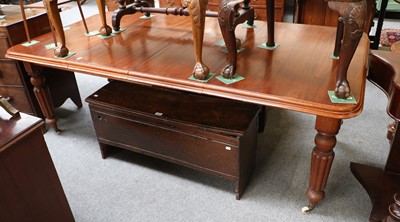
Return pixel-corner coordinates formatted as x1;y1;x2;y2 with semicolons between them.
298;0;339;26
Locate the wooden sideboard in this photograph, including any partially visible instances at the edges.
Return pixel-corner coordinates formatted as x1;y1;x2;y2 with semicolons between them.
350;50;400;222
0;5;82;118
0;107;74;221
159;0;285;22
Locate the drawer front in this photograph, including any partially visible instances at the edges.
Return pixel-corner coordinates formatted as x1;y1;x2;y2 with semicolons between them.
253;7;284;22
0;32;10;59
0;87;33;114
0;60;23;86
91;108;240;177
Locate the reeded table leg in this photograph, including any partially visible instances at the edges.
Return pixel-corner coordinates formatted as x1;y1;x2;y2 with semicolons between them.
302;116;341;212
23;62;60;133
327;0;366;99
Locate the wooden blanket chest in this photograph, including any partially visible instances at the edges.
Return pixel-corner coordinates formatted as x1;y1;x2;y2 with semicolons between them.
86;81;261;199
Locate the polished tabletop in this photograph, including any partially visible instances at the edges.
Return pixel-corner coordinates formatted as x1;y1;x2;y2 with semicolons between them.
6;12;370;119
5;11;372;211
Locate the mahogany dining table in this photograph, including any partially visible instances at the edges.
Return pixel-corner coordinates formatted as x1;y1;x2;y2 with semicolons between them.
6;12;370;212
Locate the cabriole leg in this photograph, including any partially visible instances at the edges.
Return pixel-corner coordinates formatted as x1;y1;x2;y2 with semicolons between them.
184;0;210;80
43;0;69;57
328;0;366;99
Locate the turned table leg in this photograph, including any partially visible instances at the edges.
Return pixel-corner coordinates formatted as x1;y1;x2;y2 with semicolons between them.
43;0;69;57
303;116;341;213
327;0;366;99
23;62;60;133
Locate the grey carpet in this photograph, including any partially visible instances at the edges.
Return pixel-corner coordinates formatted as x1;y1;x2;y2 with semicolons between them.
43;1;396;221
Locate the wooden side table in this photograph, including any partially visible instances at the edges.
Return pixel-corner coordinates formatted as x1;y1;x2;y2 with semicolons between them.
350;50;400;222
0;101;74;222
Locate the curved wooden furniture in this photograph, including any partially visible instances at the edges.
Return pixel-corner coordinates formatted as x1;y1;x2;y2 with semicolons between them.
350;50;400;222
5;13;370;211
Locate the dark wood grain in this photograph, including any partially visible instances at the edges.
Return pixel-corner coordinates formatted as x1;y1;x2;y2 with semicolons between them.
351;50;400;222
86;81;260;200
0;113;74;222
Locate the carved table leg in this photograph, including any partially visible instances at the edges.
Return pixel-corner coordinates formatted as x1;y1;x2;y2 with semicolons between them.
96;0;112;36
218;0;254;79
183;0;210;80
43;0;69;57
327;0;366;99
112;1;152;31
23;62;60;133
302;116;341;213
218;0;240;79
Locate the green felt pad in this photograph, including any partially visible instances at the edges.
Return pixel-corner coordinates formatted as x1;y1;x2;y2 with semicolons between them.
258;43;280;50
221;47;245;53
330;54;339;60
216;74;245;84
45;42;60;50
22;40;40;47
98;33;116;39
96;28;125;39
112;28;126;34
85;30;100;37
214;40;225;47
242;23;257;28
328;91;357;104
63;26;71;31
188;73;216;82
54;52;76;59
140;14;155;19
